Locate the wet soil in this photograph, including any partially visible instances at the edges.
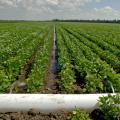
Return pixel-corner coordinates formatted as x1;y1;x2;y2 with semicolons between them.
0;110;70;120
43;27;59;94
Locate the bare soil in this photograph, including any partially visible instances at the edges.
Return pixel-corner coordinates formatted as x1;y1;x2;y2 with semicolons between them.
0;110;70;120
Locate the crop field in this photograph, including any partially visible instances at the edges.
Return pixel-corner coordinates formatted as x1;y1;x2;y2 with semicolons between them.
0;22;120;94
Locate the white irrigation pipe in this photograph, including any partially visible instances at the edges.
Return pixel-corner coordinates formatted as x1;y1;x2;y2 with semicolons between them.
0;94;116;113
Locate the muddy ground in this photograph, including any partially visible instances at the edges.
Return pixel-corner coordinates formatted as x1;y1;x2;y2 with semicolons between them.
43;28;59;94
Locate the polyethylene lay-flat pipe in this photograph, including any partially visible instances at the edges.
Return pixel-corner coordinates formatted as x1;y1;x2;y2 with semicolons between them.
0;94;116;113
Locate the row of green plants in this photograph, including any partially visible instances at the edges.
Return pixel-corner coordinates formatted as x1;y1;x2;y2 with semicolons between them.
0;23;48;63
63;26;120;73
68;29;120;93
59;28;104;93
73;29;120;59
63;23;120;50
0;23;52;92
1;22;120;93
27;30;53;92
56;28;76;93
80;24;120;50
58;26;120;93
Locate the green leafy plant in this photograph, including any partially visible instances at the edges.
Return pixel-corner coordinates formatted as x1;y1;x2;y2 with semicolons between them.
99;94;120;120
85;74;103;93
59;63;75;93
69;109;92;120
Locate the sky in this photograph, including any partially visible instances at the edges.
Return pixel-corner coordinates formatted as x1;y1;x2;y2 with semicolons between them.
0;0;120;20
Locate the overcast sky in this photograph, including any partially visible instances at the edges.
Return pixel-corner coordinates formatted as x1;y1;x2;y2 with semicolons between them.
0;0;120;20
